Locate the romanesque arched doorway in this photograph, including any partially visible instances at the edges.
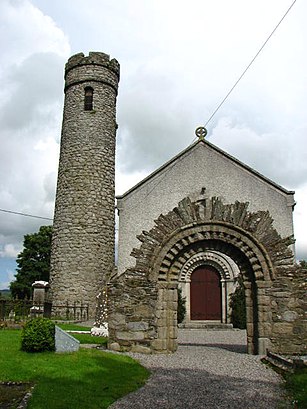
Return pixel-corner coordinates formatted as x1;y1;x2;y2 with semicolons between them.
108;197;298;356
153;218;275;355
190;265;221;321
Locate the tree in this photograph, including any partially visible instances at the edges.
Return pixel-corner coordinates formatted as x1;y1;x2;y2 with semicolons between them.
229;275;246;329
299;260;307;269
10;225;52;299
177;288;186;324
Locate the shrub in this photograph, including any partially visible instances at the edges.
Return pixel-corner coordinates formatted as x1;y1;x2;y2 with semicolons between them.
21;318;55;352
177;288;186;324
229;276;246;329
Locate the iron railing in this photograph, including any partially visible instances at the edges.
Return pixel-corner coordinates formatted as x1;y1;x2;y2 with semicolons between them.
0;299;89;322
0;299;33;321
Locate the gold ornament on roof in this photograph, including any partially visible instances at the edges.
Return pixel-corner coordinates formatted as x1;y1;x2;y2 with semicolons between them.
195;126;207;140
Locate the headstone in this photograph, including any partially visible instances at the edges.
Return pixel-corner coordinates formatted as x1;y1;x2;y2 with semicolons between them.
55;326;80;353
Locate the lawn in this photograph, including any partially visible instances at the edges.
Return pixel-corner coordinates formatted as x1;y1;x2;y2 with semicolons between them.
0;329;149;409
283;368;307;408
71;332;108;345
55;322;92;331
55;322;108;345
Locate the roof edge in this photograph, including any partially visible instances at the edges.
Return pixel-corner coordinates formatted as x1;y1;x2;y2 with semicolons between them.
116;139;295;200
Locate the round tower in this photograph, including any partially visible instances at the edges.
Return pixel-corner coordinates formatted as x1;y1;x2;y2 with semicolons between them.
50;52;120;319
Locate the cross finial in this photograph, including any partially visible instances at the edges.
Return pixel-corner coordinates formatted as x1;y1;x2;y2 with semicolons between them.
195;126;207;140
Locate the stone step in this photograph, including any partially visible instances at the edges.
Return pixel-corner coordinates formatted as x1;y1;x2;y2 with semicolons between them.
179;322;233;330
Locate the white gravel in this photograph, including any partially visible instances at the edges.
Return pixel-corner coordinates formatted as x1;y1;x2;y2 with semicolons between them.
109;329;291;409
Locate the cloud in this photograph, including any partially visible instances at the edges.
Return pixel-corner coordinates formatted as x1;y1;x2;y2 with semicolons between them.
210;118;307;189
0;0;68;259
116;61;211;174
115;167;148;197
0;52;65;132
0;0;69;66
112;0;307;179
0;269;16;290
43;171;57;204
0;244;21;259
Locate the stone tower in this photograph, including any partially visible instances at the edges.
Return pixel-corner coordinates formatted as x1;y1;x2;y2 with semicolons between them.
50;52;120;318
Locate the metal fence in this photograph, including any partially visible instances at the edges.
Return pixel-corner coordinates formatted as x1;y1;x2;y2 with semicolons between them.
46;301;89;321
0;299;33;321
0;299;89;322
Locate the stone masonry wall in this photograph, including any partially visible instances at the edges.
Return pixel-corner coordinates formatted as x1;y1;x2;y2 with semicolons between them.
108;275;178;354
108;273;159;354
50;52;120;318
269;265;307;354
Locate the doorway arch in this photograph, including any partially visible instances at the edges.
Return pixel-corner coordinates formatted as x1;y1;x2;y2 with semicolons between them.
108;197;296;355
179;250;240;324
148;200;276;355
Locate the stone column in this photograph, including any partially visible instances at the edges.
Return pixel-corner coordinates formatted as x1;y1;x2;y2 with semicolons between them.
153;283;178;353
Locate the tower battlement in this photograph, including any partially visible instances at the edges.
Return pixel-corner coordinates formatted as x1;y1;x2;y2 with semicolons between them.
64;52;120;93
65;52;120;77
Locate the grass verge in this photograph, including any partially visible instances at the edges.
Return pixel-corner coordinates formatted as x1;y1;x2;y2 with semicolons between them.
283;368;307;408
55;323;92;331
55;322;108;345
72;332;108;346
0;329;149;409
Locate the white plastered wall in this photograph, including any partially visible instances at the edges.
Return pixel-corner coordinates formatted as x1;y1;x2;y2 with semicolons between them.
116;141;295;275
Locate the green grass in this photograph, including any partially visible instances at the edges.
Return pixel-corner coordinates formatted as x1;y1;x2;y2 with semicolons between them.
283;368;307;408
55;322;108;345
0;329;149;409
55;323;92;331
72;332;108;345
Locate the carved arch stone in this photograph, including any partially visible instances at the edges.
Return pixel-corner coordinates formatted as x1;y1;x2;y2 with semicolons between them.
133;197;294;283
180;250;239;282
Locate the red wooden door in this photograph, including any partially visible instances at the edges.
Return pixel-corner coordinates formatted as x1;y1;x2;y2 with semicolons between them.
190;265;221;320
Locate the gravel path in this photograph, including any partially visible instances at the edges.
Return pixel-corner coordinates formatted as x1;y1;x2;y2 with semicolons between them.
109;329;290;409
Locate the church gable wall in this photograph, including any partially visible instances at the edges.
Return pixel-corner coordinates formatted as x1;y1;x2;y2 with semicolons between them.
117;142;295;275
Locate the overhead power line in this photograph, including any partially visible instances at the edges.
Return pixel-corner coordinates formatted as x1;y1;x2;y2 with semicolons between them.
0;208;120;230
0;208;53;221
203;0;297;129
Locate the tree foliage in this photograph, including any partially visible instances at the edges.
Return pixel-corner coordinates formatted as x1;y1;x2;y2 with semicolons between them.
299;259;307;269
229;275;246;329
10;225;52;299
177;288;186;324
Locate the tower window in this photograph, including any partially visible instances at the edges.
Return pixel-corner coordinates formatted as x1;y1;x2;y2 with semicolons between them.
84;87;94;111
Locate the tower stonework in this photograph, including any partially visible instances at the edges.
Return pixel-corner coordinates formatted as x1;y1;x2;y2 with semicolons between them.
50;52;120;318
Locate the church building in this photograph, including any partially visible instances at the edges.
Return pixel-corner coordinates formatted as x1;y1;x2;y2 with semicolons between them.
49;52;306;356
116;133;295;327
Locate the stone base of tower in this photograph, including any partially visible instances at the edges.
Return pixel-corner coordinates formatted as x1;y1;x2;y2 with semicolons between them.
50;300;92;321
49;288;100;321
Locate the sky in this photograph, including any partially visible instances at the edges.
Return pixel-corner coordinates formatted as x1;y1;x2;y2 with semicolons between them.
0;0;306;289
